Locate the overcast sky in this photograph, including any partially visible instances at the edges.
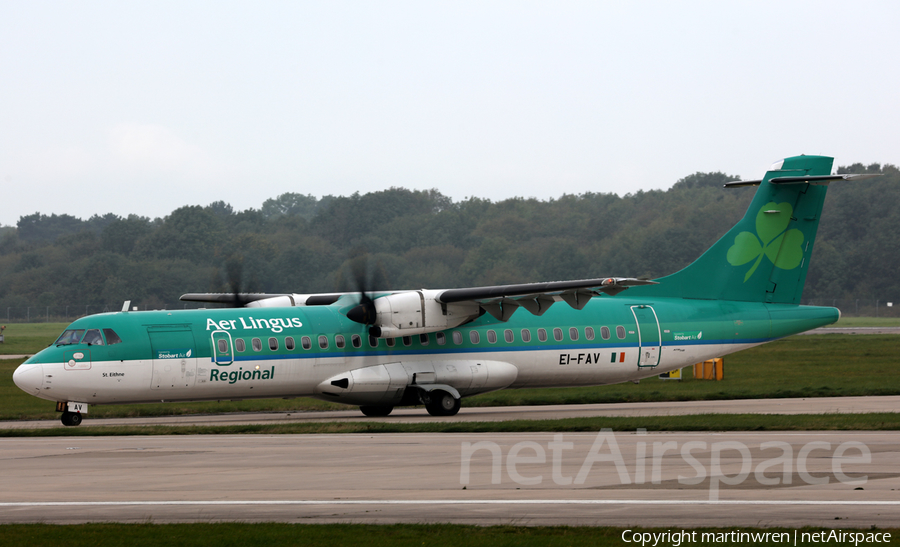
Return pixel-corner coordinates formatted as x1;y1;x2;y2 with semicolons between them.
1;1;898;226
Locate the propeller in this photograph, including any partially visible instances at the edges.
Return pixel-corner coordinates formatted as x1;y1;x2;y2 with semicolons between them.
221;256;255;308
344;250;387;326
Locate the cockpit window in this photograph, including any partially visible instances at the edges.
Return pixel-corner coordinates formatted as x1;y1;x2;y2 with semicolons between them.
55;329;85;345
82;329;104;345
103;329;123;345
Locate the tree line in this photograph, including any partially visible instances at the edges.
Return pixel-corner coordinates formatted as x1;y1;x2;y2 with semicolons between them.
0;162;897;314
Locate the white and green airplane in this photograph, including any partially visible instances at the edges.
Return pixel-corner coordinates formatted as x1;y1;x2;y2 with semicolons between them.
14;155;872;426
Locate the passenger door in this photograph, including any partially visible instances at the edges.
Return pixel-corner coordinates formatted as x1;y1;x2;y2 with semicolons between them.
630;305;661;368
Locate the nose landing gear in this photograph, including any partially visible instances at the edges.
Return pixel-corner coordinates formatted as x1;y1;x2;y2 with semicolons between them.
56;401;86;426
60;411;83;427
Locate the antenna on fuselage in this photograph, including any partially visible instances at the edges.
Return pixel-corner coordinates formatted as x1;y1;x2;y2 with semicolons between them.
121;301;131;312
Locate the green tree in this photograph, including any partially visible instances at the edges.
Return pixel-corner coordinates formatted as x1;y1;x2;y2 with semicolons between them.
16;213;86;244
101;215;152;256
138;206;224;264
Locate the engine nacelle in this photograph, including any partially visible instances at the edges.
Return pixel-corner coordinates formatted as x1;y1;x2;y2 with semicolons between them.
245;295;298;308
314;360;519;405
369;290;480;338
246;293;346;307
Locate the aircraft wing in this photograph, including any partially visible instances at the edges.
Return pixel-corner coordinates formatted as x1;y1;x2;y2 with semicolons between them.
181;278;654;309
180;277;657;335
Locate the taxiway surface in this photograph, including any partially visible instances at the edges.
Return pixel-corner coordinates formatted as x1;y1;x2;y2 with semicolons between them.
1;432;897;526
1;395;897;430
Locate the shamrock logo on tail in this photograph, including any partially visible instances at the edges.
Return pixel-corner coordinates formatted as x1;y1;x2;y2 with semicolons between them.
726;202;805;282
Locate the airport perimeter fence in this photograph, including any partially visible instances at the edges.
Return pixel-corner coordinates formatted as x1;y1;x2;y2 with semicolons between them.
1;298;899;324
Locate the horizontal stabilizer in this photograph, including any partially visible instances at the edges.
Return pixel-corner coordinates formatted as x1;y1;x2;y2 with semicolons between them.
724;173;879;188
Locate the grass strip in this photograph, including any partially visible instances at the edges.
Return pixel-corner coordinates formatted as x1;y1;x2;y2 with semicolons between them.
0;523;896;547
2;413;898;437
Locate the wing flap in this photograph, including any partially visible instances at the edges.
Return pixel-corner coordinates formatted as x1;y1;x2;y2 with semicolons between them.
437;277;656;304
438;277;656;320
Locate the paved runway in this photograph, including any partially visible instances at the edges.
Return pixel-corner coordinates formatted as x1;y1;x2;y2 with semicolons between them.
0;432;897;526
1;395;897;430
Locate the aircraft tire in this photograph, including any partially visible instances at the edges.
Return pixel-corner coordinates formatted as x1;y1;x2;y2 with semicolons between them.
425;390;461;417
359;405;394;417
61;412;82;427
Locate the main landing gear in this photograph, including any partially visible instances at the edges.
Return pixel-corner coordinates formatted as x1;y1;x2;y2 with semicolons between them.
357;389;462;418
60;411;83;427
424;390;461;416
359;405;394;417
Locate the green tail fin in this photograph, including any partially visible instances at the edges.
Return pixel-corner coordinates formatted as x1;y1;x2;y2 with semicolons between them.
640;155;834;303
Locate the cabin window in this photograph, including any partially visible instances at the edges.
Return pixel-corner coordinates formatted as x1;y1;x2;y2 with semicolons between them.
616;326;626;339
369;335;379;348
386;338;395;347
335;335;345;349
215;340;227;354
352;334;362;348
452;331;463;345
504;329;514;343
103;328;123;345
521;329;531;342
301;336;312;350
538;328;547;342
469;331;480;344
285;337;295;351
553;328;563;342
252;338;262;351
569;327;579;341
318;335;328;349
601;326;610;340
83;329;104;346
268;337;278;351
54;329;85;346
436;332;446;345
235;338;246;352
402;336;412;346
585;327;595;340
419;333;429;345
487;330;497;344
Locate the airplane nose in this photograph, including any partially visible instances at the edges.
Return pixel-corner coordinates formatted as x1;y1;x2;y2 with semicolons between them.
13;364;43;395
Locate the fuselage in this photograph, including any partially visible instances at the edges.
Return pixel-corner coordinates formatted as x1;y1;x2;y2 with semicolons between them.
13;294;839;407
